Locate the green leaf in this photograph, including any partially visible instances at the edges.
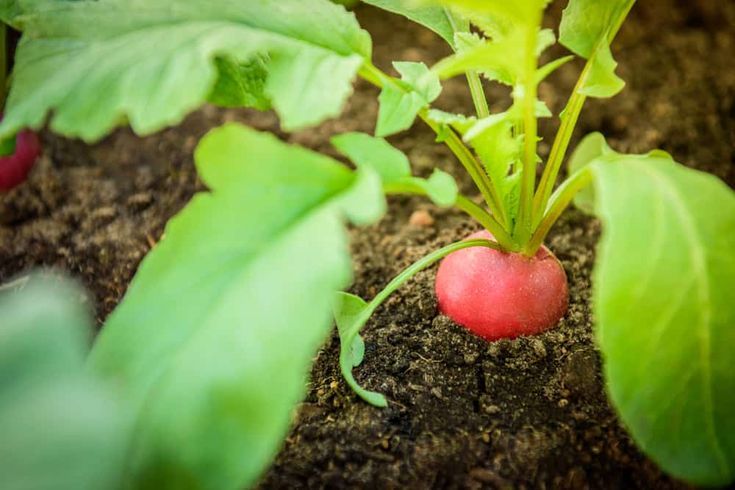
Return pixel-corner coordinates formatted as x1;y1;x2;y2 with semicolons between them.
421;169;458;206
567;132;614;213
463;112;522;223
0;0;22;27
207;56;271;110
376;61;441;137
559;0;628;57
559;0;634;98
581;42;624;97
0;134;16;157
432;26;554;86
333;238;501;407
426;109;475;134
1;0;371;142
568;133;672;214
331;131;457;206
432;28;522;85
333;292;387;407
88;123;385;489
0;275;128;490
331;131;410;182
536;55;574;83
441;0;548;25
362;0;467;47
590;155;735;486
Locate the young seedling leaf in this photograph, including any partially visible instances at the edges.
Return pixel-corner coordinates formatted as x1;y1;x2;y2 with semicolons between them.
590;155;735;486
333;238;501;407
332;131;458;207
376;62;442;137
333;292;387;407
559;0;634;98
362;0;467;47
332;292;368;367
88;123;385;489
0;0;371;142
350;334;366;367
0;275;128;490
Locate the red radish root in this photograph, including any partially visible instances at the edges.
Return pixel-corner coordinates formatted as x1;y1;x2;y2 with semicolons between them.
435;230;568;341
0;130;41;192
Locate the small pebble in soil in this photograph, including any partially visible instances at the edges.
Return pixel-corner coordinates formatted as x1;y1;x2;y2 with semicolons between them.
485;404;501;415
408;209;434;227
529;338;547;360
463;350;479;365
90;206;117;225
126;192;154;211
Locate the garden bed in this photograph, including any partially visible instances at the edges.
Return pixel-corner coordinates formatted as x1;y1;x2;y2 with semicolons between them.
1;1;733;487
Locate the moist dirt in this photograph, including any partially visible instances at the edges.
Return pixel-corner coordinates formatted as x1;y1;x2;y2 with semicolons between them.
1;1;733;488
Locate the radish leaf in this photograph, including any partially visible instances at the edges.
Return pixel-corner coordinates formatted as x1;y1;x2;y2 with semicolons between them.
591;155;735;486
569;132;671;214
208;57;271;111
333;238;501;407
0;0;371;142
568;132;614;213
331;131;458;206
560;0;634;97
362;0;467;47
376;61;441;137
0;276;128;490
333;292;387;407
88;124;385;489
442;0;548;24
432;27;555;85
332;132;411;181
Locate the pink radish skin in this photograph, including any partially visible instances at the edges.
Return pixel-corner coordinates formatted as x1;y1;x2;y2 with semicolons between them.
435;230;568;341
0;130;41;192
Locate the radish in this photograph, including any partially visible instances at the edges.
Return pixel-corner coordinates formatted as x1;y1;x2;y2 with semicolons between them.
0;129;41;192
435;231;568;341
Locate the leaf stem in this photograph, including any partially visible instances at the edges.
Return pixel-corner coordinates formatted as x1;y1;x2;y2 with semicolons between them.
532;0;635;227
442;5;488;118
358;61;508;229
531;61;590;226
362;238;503;324
526;166;593;255
1;23;6;111
455;195;514;249
516;19;541;247
383;182;515;250
337;237;503;407
357;62;384;87
419;112;507;226
466;71;490;118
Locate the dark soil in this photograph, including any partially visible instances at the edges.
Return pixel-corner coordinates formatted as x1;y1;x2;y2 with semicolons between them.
1;0;733;488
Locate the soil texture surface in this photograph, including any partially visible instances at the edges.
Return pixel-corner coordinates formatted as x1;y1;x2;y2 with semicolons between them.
1;0;733;488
